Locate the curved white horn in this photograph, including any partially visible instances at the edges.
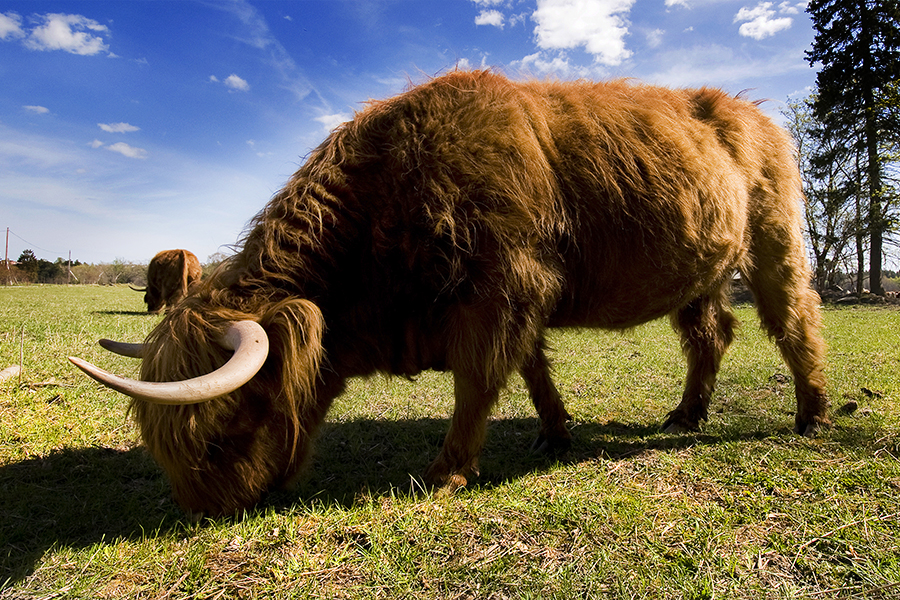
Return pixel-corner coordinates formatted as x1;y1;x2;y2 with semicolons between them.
69;320;269;405
129;285;147;292
99;339;145;358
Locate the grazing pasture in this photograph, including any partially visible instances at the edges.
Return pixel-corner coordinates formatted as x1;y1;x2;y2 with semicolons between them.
2;284;899;599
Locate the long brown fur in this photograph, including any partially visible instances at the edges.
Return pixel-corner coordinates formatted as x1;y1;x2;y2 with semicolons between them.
129;70;828;516
140;249;203;313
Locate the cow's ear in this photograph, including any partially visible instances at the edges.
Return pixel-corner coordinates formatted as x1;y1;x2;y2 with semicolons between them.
259;299;325;400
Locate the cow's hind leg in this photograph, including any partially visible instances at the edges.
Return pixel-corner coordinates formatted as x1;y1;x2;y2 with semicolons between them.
423;369;500;492
520;340;572;454
662;285;737;433
742;248;829;436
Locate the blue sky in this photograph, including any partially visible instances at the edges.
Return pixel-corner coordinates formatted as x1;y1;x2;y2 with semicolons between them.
1;0;818;265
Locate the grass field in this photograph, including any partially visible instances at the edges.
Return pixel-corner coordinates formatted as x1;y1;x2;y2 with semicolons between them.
2;285;899;599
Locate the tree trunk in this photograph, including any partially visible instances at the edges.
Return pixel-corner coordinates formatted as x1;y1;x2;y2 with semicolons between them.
861;8;885;295
856;192;866;296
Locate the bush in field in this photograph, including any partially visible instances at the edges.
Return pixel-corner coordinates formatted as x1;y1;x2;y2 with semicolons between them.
0;264;28;285
69;264;107;285
103;259;146;285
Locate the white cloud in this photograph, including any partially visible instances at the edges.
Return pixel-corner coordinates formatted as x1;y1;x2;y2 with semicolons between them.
315;113;351;132
0;11;24;40
735;3;793;40
518;52;576;75
665;0;691;7
90;140;104;149
532;0;636;66
98;122;140;134
475;10;505;28
211;73;251;91
23;13;110;55
514;51;600;78
646;28;665;48
24;105;50;114
509;12;529;27
224;74;250;91
473;0;506;5
105;142;148;159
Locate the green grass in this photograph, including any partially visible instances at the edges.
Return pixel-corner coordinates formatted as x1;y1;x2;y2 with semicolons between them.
2;285;900;598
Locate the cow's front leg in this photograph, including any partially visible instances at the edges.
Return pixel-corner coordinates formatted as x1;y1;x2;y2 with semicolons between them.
424;369;499;492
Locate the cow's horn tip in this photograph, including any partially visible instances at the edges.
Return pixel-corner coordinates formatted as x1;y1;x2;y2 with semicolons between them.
68;356;87;371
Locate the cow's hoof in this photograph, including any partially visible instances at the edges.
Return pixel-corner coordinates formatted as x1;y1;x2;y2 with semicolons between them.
530;431;572;455
424;455;474;492
660;412;701;434
794;416;831;438
661;422;689;434
432;473;467;498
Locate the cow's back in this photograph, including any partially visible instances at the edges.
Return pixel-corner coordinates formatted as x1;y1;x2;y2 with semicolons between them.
519;79;797;328
348;71;793;329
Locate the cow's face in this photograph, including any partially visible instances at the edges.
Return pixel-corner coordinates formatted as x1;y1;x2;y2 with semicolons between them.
132;375;309;517
71;297;326;517
144;290;164;313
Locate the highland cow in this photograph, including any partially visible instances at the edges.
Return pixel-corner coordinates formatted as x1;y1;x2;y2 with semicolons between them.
71;70;829;517
132;249;202;313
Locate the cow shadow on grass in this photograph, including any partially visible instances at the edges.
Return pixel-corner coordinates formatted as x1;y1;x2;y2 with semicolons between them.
0;415;803;585
267;416;783;509
0;445;185;586
93;310;150;317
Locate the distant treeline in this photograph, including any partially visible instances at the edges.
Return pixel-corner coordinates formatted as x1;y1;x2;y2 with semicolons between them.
1;250;228;286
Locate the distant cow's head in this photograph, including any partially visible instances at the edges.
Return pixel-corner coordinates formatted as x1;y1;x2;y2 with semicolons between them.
137;250;202;314
143;288;164;315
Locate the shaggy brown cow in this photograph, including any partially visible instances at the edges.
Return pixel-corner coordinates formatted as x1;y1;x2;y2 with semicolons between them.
132;249;202;313
71;70;829;517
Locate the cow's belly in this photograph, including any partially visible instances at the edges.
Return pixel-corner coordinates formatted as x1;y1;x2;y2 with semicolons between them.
549;243;743;330
549;283;683;329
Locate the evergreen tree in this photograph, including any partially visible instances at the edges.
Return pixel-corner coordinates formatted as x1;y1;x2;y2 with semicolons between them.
806;0;900;295
16;249;38;280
